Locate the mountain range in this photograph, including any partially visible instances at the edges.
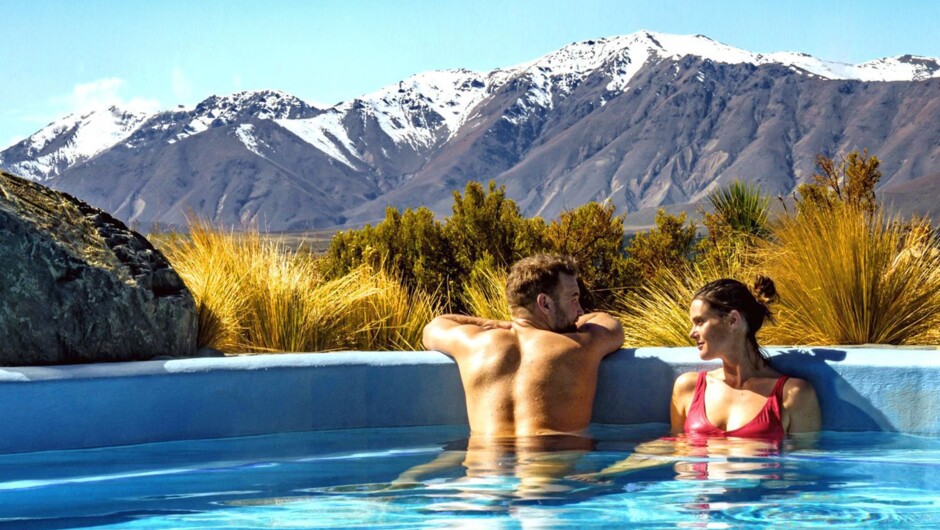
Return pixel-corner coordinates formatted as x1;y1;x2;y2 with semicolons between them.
2;31;938;232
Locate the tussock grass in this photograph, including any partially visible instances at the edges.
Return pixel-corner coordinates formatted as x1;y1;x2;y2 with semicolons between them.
158;195;939;351
612;257;764;347
156;222;254;351
342;266;440;351
159;220;436;353
761;206;940;345
462;261;511;321
612;266;697;347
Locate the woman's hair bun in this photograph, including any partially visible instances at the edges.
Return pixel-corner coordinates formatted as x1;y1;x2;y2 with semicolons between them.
752;275;778;305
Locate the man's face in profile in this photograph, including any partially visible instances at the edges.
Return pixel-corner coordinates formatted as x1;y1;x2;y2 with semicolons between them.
548;273;584;333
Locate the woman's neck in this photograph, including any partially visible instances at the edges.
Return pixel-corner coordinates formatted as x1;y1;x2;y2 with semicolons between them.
719;343;769;388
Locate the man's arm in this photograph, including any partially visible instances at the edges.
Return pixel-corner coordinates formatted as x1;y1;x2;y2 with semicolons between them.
573;312;624;358
422;314;511;359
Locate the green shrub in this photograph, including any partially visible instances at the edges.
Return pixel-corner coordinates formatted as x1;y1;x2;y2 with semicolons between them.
625;209;697;282
796;150;882;216
697;180;771;271
545;201;636;308
321;181;639;313
320;206;459;306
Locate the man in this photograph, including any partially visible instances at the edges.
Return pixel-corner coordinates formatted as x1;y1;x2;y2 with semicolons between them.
423;254;625;439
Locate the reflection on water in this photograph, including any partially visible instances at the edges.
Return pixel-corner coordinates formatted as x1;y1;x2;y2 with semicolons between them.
313;428;940;527
0;425;938;528
383;433;597;507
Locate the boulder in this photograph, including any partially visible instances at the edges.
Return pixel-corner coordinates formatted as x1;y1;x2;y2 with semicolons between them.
0;171;197;365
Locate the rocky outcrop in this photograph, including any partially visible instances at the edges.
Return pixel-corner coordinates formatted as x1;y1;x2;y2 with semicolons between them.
0;171;197;365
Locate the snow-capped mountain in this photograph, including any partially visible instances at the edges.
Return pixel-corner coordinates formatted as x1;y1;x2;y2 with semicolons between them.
2;31;938;231
0;105;152;180
0;90;321;182
275;70;493;184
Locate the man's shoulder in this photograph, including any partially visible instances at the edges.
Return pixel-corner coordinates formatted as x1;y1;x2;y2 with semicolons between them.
459;327;519;355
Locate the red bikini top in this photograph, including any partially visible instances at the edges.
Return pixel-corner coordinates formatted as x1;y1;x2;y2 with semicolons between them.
684;371;789;439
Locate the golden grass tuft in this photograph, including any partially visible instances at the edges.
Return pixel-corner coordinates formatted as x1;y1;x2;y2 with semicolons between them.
612;245;761;347
612;266;697;347
159;220;437;353
760;207;940;345
461;261;511;321
157;202;940;351
156;221;255;351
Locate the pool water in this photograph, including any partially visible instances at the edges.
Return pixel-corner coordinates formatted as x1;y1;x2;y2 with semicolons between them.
1;424;938;529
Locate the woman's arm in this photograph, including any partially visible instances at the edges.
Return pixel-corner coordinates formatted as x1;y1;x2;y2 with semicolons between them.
670;371;698;434
783;378;822;433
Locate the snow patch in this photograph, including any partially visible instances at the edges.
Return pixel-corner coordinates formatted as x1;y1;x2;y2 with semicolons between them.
235;123;266;157
501;31;940;102
277;109;361;169
355;70;491;145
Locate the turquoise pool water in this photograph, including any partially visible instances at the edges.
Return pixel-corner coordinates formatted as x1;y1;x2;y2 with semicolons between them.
1;424;938;529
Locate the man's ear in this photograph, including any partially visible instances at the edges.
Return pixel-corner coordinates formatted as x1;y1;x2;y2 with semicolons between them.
536;293;551;315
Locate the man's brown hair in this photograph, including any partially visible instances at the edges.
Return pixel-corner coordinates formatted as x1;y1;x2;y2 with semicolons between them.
506;254;578;311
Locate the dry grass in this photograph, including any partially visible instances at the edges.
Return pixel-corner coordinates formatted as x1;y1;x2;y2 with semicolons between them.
761;207;940;345
158;220;437;353
158;204;939;351
613;200;940;347
612;258;767;347
461;261;511;321
612;266;697;347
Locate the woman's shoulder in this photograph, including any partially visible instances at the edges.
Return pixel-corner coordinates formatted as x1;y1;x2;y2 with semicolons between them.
780;376;822;432
672;371;701;394
781;376;819;406
781;376;815;392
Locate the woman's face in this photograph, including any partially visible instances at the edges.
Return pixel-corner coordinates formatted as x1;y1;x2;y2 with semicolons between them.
688;299;733;360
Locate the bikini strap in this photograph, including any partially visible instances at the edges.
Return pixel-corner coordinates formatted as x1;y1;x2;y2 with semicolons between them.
771;375;790;402
696;370;708;387
689;371;708;407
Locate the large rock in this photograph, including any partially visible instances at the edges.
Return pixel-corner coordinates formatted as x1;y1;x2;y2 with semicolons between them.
0;171;197;365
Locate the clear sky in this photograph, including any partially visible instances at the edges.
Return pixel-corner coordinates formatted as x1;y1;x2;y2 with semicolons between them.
3;0;939;148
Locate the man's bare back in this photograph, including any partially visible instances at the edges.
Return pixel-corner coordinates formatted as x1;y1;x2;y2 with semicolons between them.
422;257;624;438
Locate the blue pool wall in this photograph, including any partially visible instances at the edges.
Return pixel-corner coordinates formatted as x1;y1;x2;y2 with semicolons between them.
0;347;937;454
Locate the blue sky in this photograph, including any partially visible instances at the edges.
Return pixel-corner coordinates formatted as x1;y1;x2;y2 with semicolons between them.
3;0;939;148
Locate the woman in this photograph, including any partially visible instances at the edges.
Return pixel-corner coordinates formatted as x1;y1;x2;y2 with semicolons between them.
672;276;821;438
571;277;819;482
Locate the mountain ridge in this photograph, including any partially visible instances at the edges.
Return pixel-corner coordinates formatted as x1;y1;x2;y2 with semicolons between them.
2;31;938;231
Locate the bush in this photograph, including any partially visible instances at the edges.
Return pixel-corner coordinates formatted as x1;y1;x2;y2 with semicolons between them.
446;180;547;272
624;209;697;282
697;180;771;271
319;206;457;305
796;150;882;216
321;181;545;313
544;201;636;308
321;180;638;313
